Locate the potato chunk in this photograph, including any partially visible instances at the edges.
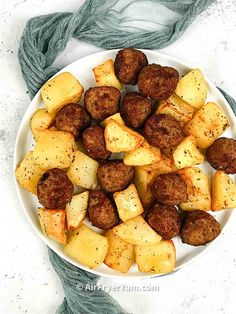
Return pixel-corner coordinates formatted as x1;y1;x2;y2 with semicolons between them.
15;151;46;194
66;192;89;230
113;216;162;245
67;151;99;189
38;208;67;244
179;167;211;211
30;109;56;140
41;72;84;113
134;155;174;207
105;120;144;153
156;93;195;126
124;141;161;166
64;224;108;269
175;69;207;109
184;102;229;149
113;184;144;222
104;230;134;273
93;59;123;90
100;113;125;128
173;136;204;169
135;240;176;274
212;171;236;211
33;130;76;169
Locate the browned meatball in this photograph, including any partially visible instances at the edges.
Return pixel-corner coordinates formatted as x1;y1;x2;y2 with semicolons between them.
82;125;111;160
146;204;181;240
152;173;187;206
206;137;236;174
120;92;152;129
88;190;119;229
37;168;74;209
97;160;134;193
145;114;184;149
84;86;120;121
181;210;221;246
138;64;179;100
54;103;90;138
114;48;148;85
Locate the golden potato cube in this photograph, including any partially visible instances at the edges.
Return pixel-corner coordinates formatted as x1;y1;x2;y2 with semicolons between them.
67;151;99;189
104;230;135;273
124;141;161;166
212;171;236;211
66;191;89;230
33;130;76;169
134;155;174;207
173;136;204;169
156;93;195;126
113;184;144;222
134;167;154;208
64;224;108;269
38;208;67;244
100;113;125;128
15;151;46;194
135;240;176;274
175;69;207;109
179;167;211;211
184;102;230;149
41;72;84;113
105;120;144;153
113;215;162;245
93;59;123;90
30;109;56;140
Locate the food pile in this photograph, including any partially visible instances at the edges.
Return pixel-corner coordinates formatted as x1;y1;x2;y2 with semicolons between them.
16;48;236;274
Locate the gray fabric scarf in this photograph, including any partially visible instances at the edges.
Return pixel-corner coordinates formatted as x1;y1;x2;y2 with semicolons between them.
17;1;236;313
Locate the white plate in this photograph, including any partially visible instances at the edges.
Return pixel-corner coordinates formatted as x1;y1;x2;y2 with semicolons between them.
14;49;236;278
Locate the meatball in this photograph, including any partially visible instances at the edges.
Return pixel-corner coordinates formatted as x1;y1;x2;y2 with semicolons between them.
37;168;74;209
138;64;179;100
181;210;221;246
82;125;111;160
54;103;90;138
206;137;236;174
147;204;181;239
97;160;134;193
145;114;184;149
152;173;187;206
120;92;152;129
84;86;120;121
114;48;148;85
88;190;119;229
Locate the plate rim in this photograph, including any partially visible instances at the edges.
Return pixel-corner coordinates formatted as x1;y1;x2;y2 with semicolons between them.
13;49;236;279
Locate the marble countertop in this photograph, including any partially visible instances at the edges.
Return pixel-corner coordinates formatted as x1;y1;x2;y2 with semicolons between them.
0;0;236;313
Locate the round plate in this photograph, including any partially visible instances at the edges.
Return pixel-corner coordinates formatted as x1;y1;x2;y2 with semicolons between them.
14;49;236;278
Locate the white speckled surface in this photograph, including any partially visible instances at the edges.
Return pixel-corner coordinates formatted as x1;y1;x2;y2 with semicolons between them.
0;0;236;313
